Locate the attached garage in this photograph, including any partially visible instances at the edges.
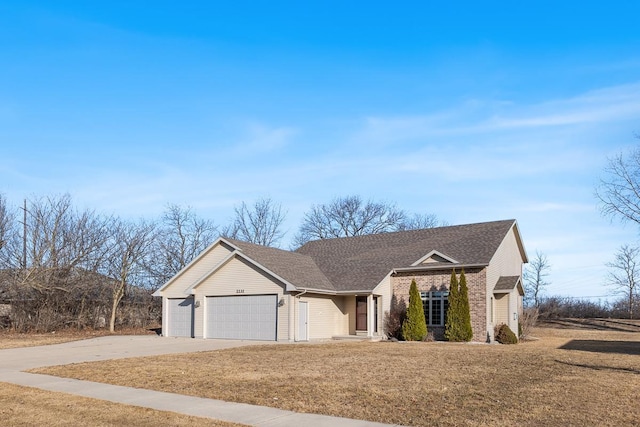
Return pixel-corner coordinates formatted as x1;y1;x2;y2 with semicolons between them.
167;297;194;337
205;294;278;341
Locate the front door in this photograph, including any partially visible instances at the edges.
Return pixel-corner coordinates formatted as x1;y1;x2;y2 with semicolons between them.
374;296;378;333
356;296;367;331
298;301;308;341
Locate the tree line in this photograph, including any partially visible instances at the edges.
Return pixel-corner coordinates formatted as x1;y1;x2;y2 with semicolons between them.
0;194;444;332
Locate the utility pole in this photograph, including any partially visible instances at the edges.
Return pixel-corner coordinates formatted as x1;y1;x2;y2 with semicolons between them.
22;199;27;269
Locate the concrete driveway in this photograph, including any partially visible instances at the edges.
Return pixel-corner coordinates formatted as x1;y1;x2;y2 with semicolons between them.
0;334;261;371
0;336;402;427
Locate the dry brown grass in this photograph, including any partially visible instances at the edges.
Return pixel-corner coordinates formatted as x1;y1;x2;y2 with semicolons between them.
0;382;244;427
35;325;640;427
0;327;159;350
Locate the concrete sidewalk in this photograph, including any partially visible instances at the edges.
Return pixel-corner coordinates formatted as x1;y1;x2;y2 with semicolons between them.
0;336;403;427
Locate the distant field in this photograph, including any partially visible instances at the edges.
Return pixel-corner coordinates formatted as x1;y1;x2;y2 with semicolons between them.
538;317;640;332
35;322;640;427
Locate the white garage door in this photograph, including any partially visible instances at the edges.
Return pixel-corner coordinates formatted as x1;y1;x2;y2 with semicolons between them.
206;295;277;341
167;297;194;337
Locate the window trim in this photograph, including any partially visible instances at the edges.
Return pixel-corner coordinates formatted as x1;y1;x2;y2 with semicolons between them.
421;291;449;327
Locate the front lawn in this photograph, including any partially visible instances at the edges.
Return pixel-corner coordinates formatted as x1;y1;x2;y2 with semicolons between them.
0;382;244;427
35;326;640;426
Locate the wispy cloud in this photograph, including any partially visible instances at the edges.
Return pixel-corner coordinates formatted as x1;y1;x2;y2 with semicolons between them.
228;122;297;156
354;82;640;145
484;83;640;130
514;202;595;214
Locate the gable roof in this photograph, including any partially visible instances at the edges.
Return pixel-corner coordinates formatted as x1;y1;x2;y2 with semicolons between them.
155;219;524;296
411;250;459;266
494;276;521;291
494;275;525;295
224;238;336;292
295;219;520;292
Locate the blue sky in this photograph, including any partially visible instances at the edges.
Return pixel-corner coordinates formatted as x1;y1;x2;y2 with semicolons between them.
1;1;639;300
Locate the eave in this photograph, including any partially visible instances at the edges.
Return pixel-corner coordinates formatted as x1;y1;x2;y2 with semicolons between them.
392;263;489;274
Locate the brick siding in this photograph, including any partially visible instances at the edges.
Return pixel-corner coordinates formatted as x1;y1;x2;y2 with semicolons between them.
391;268;487;342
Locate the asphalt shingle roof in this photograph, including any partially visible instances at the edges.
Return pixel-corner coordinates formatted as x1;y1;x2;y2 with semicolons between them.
296;219;518;292
228;219;518;293
225;238;336;291
494;276;521;292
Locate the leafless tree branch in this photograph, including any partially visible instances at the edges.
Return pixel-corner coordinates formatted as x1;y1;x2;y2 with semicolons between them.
606;244;639;319
524;250;551;308
292;195;443;247
222;198;286;247
596;144;640;226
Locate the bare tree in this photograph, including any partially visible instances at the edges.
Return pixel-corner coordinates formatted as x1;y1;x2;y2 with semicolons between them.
596;143;640;226
2;195;117;331
222;198;286;247
293;195;438;247
19;195;113;291
396;213;447;231
0;194;164;332
524;251;551;308
105;219;157;332
149;204;218;287
0;195;8;251
606;244;639;319
0;195;14;267
26;195;111;269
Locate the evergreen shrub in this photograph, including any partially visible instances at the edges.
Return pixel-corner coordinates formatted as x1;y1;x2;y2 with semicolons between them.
402;279;427;341
444;269;460;341
458;269;473;341
495;323;518;344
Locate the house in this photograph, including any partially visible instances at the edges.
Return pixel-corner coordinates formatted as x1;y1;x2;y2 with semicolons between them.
153;219;527;342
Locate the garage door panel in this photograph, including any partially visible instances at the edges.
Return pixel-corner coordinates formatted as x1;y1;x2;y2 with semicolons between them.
168;297;194;337
206;295;277;341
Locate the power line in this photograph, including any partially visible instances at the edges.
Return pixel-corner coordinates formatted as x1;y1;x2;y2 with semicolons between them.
547;295;613;300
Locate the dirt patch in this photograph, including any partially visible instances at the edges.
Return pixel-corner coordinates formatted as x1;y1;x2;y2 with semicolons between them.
0;382;245;427
34;325;640;427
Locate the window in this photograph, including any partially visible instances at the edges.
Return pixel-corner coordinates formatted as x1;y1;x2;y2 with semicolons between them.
421;291;449;326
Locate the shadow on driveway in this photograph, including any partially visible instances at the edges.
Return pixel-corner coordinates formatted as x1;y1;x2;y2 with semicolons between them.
555;359;640;375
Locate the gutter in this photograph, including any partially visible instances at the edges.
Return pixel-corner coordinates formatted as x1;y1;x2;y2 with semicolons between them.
392;263;488;274
293;288;376;296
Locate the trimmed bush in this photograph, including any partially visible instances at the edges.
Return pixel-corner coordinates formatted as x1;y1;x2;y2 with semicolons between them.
402;280;427;341
495;323;518;344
